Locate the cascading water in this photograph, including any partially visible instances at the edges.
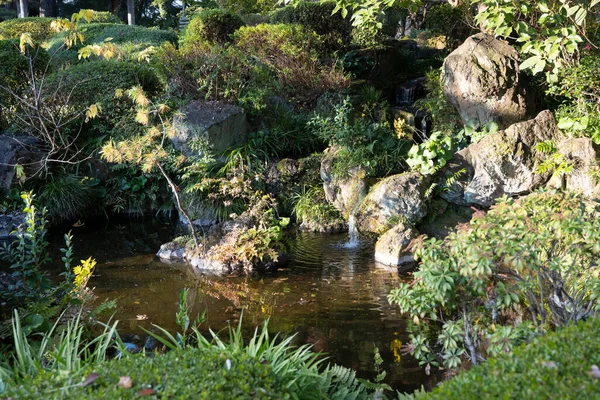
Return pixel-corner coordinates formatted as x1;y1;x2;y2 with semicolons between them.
342;214;360;249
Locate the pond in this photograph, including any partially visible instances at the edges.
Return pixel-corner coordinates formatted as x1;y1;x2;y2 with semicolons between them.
63;216;439;393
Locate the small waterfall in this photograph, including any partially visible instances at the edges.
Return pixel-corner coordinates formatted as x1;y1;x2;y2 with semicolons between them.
421;118;428;136
343;214;360;249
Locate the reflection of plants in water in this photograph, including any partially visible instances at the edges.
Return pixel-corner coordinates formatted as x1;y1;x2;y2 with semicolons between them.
197;277;282;316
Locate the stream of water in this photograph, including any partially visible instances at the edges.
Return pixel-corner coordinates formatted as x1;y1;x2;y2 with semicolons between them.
61;217;438;393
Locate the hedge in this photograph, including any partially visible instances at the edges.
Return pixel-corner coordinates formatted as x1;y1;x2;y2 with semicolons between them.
45;23;177;67
414;317;600;399
2;347;294;399
0;17;54;41
180;8;244;48
269;1;352;51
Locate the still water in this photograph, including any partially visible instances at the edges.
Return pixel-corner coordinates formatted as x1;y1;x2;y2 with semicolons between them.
65;217;437;393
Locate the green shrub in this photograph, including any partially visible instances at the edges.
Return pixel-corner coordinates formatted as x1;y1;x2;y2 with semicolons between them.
0;17;54;41
269;1;352;51
309;97;408;178
42;61;162;140
181;9;244;47
233;23;349;104
413;317;600;399
0;39;50;129
45;23;177;67
4;347;293;399
292;185;345;232
221;0;278;14
389;191;600;372
82;11;122;24
44;60;162;111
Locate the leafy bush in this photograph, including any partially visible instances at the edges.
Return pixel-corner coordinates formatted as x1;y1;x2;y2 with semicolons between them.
309;97;408;178
221;0;278;14
158;41;275;116
46;23;177;67
388;191;600;372
0;39;50;129
181;9;244;46
414;69;462;135
269;1;352;51
0;17;54;41
82;11;122;24
411;317;600;399
548;53;600;143
43;60;163;133
292;185;345;232
233;23;349;104
406;131;454;176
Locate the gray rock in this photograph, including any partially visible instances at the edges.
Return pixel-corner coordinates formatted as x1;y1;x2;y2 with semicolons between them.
0;212;26;240
156;242;186;262
171;101;247;159
320;148;368;219
442;110;560;207
355;172;430;235
374;222;417;266
443;33;536;130
0;135;40;190
547;138;600;197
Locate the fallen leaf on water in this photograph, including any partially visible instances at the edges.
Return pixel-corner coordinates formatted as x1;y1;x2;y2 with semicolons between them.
81;373;99;387
118;376;132;389
588;365;600;379
138;388;156;396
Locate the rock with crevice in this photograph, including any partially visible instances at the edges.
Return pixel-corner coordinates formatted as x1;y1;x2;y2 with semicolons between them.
0;212;26;240
171;100;247;159
354;172;430;235
441;110;560;207
443;33;537;130
374;222;417;267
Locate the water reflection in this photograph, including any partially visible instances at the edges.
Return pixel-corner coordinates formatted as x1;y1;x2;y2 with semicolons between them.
73;220;438;393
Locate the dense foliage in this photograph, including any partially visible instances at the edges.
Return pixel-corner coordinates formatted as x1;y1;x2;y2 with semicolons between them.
389;191;600;371
181;9;244;46
270;1;353;51
409;316;600;399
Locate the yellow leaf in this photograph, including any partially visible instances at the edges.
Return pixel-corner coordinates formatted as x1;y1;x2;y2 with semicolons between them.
19;33;34;54
135;109;149;126
85;103;102;122
114;89;123;98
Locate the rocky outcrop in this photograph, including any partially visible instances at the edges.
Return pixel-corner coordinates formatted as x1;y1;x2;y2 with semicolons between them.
171;101;247;159
443;33;536;130
320;149;367;219
0;212;25;240
442;110;560;207
547;138;600;197
374;222;417;267
355;172;430;235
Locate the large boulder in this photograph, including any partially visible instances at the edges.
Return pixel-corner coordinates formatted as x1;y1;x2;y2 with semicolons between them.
442;110;560;207
443;33;536;130
0;212;25;240
171;101;247;158
547;138;600;198
320;148;367;219
354;172;430;235
374;222;417;267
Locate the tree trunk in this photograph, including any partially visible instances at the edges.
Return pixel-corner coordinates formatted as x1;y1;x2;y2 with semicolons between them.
126;0;135;25
18;0;28;18
39;0;55;17
109;0;119;15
